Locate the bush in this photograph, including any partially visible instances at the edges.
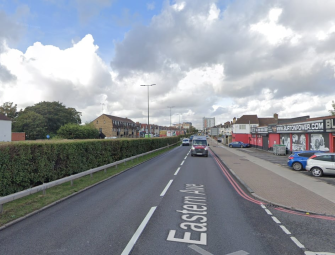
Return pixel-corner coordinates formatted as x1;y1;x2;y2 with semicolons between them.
57;123;99;139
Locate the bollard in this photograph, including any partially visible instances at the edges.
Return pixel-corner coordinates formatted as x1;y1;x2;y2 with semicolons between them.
90;173;93;178
0;204;2;214
43;188;46;195
104;168;106;173
71;180;73;186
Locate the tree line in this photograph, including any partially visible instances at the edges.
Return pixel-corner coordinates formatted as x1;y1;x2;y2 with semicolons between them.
0;101;99;140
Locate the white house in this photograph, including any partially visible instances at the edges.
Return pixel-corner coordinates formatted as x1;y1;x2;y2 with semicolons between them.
0;113;12;142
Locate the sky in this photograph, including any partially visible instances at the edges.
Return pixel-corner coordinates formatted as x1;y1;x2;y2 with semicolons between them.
0;0;335;129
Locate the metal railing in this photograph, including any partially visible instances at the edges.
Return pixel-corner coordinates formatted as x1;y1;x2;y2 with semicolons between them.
0;142;177;213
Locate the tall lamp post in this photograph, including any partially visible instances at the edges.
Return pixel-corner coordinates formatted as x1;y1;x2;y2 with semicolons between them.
140;84;156;136
175;113;181;135
167;106;174;136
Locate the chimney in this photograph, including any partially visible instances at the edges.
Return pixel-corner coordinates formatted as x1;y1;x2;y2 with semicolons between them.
233;117;237;124
274;113;278;120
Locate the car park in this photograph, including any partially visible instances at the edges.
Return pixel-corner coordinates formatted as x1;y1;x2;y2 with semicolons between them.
228;141;250;148
191;136;209;157
287;150;328;171
182;138;190;146
305;153;335;177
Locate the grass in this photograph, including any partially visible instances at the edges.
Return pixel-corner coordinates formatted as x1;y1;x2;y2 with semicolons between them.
0;144;179;227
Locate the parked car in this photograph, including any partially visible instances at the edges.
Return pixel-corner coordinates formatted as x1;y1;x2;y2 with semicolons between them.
182;138;190;146
191;136;209;157
306;153;335;177
189;135;194;142
228;141;250;148
287;150;327;171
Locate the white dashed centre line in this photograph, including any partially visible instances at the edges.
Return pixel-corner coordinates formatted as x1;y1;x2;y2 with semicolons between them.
121;207;157;255
280;225;291;235
184;156;187;159
160;180;173;196
265;209;272;215
271;216;281;224
174;167;181;175
181;160;185;165
290;237;305;249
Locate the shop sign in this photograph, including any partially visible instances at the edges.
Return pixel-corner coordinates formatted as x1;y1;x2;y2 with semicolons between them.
269;120;324;133
325;118;335;132
251;126;268;134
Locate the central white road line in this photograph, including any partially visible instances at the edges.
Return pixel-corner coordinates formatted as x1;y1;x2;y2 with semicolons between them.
121;206;157;255
184;156;187;159
181;160;185;165
280;225;291;234
226;251;249;255
160;180;173;196
291;237;305;249
189;245;213;255
260;204;266;209
271;216;281;224
265;209;272;215
174;167;181;175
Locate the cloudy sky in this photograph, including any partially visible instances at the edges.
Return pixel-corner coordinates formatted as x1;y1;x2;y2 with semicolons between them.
1;0;335;129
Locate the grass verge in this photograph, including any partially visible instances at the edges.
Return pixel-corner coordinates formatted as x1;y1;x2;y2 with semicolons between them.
0;144;179;227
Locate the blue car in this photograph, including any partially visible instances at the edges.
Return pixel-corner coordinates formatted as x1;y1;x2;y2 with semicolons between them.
287;150;328;171
228;141;250;148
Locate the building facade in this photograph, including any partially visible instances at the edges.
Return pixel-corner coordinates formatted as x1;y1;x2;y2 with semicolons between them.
91;114;137;138
0;113;11;142
203;117;215;132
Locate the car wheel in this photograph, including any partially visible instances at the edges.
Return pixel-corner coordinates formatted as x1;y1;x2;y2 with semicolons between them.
240;145;243;148
311;167;323;177
292;162;303;171
229;145;232;148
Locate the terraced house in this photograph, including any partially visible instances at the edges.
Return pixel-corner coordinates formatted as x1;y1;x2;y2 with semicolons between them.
92;114;138;138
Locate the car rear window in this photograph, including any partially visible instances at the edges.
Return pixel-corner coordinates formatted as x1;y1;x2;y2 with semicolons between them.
314;155;334;162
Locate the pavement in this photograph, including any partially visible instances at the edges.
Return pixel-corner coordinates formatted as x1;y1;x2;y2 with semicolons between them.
208;139;335;216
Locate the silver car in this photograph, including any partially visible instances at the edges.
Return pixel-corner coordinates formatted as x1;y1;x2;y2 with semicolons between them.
305;153;335;177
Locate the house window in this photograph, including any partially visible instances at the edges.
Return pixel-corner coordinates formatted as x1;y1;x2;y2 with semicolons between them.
239;125;246;129
99;128;102;132
96;120;98;124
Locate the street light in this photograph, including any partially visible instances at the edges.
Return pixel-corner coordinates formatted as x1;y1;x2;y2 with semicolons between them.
175;113;181;134
140;84;156;136
167;106;174;136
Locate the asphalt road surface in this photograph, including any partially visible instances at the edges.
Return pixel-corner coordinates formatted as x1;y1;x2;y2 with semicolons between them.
0;145;333;254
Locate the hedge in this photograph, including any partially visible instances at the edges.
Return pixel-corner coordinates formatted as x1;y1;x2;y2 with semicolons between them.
0;137;179;196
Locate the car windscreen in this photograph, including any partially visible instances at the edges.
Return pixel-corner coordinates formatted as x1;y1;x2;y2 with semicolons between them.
193;140;207;145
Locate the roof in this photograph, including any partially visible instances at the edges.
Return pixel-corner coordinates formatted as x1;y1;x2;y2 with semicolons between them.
103;114;135;123
235;115;259;124
0;113;11;121
258;118;277;126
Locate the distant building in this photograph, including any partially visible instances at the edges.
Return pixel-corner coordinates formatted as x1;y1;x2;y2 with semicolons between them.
91;114;137;138
203;117;215;132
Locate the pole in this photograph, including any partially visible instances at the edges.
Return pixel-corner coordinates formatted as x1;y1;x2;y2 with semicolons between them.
140;84;156;137
167;106;174;136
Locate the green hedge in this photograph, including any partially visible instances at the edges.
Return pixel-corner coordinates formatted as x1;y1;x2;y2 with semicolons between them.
0;137;179;196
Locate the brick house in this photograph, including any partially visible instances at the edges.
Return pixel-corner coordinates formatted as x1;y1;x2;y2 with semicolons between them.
91;114;137;138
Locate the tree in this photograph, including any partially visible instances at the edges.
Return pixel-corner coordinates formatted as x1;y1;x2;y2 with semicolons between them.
12;111;47;140
25;101;82;135
330;101;335;115
0;102;18;120
57;123;99;139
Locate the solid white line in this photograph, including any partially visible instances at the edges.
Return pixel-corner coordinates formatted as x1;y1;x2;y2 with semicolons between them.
181;160;185;165
290;237;305;249
280;225;291;235
174;167;181;175
260;204;266;209
160;180;173;196
184;156;187;159
272;216;281;224
265;209;272;215
121;207;157;255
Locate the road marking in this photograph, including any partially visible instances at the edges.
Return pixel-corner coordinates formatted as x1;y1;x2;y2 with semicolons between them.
181;160;185;165
121;207;157;255
174;167;181;175
265;209;272;215
260;204;266;209
280;225;291;234
272;216;281;224
160;180;173;196
305;252;335;255
184;156;187;159
226;251;249;255
291;237;305;249
189;245;213;255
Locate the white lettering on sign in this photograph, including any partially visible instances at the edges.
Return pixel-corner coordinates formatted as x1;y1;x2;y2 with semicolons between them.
326;119;335;130
167;185;208;245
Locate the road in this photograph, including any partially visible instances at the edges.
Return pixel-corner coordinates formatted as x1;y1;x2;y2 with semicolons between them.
0;145;333;254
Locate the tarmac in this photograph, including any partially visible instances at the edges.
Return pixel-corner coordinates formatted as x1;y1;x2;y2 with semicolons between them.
209;139;335;216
